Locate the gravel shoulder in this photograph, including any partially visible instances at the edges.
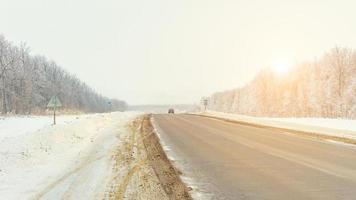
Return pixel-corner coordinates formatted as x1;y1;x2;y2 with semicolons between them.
107;115;192;200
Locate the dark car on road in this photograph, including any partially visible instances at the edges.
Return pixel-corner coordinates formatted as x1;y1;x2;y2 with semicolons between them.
168;108;175;114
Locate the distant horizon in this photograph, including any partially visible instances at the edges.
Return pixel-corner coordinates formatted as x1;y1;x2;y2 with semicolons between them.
129;103;195;106
1;33;353;106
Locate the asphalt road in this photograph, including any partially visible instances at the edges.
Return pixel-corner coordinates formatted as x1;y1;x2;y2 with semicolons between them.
153;114;356;200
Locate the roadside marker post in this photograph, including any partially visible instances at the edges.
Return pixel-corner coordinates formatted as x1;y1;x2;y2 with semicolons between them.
47;96;62;125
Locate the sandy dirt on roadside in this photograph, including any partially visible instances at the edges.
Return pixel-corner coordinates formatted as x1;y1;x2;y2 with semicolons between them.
105;115;192;200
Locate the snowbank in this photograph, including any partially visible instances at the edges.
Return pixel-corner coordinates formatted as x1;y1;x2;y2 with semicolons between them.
0;115;79;140
201;111;356;140
0;112;139;200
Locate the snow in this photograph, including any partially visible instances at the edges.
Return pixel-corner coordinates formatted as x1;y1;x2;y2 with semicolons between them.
0;112;140;200
201;111;356;140
0;115;78;140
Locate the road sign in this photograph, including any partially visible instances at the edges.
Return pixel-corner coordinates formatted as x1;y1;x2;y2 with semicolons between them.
200;97;209;111
47;96;62;108
47;96;62;125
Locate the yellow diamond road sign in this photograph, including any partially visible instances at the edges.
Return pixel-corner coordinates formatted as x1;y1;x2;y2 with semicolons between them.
47;96;62;108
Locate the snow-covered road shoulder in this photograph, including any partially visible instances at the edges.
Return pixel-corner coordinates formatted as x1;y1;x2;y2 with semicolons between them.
198;111;356;144
0;112;140;200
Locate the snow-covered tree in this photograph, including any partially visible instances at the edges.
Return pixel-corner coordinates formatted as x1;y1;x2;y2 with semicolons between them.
0;34;127;114
206;47;356;119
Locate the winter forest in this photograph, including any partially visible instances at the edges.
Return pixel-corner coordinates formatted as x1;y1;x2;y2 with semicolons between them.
208;47;356;119
0;35;127;114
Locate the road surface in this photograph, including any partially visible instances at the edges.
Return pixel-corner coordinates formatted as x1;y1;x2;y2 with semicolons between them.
153;114;356;200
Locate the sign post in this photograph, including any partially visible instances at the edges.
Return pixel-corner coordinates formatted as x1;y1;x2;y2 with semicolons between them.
47;96;62;125
200;97;209;112
108;101;112;111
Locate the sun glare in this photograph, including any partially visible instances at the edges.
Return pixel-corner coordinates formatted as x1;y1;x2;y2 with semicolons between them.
271;58;293;75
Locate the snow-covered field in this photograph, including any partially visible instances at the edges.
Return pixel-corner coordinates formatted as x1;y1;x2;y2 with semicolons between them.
0;112;141;200
201;111;356;140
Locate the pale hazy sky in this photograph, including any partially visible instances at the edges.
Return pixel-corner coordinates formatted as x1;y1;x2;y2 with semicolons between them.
1;0;356;105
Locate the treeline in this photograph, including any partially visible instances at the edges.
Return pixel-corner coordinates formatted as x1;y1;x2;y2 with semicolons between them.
208;47;356;119
0;34;127;114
